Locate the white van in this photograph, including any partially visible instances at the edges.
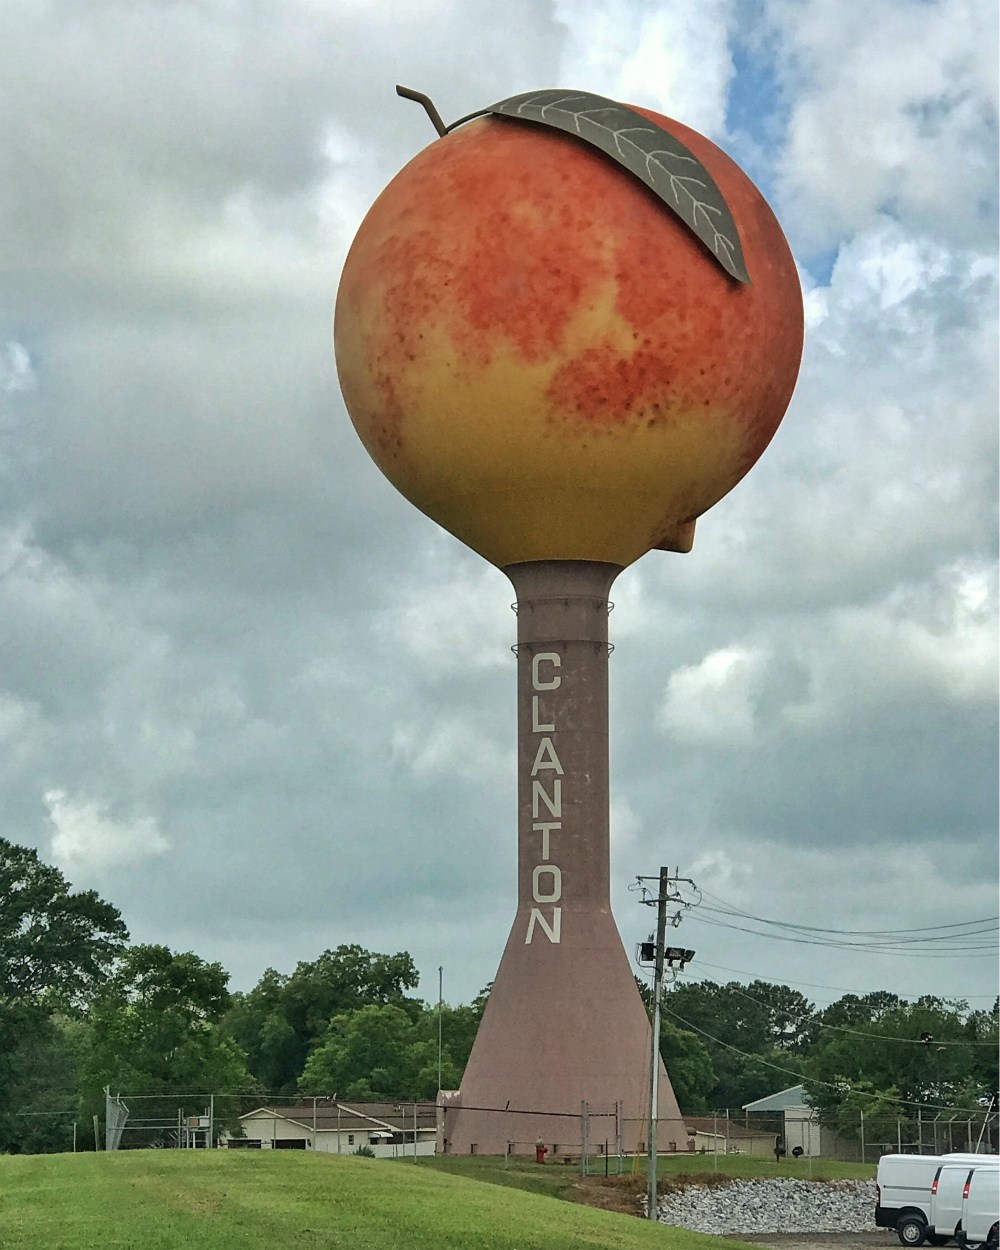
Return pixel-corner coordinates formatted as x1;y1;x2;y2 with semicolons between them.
957;1165;999;1249
929;1163;1000;1245
877;1154;997;1246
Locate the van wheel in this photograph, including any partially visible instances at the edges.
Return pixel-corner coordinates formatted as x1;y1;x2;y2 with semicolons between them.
899;1216;928;1247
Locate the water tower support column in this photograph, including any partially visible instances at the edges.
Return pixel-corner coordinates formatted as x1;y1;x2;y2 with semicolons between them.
443;561;683;1156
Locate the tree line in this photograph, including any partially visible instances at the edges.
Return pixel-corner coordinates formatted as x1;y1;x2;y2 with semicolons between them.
1;838;996;1153
652;978;998;1145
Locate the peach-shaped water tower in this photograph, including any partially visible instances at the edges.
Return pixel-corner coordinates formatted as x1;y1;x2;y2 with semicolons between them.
335;89;803;1155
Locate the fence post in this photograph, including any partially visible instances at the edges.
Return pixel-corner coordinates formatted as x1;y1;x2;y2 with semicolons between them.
860;1109;865;1164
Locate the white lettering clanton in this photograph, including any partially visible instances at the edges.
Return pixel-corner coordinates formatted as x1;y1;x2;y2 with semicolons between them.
526;652;563;944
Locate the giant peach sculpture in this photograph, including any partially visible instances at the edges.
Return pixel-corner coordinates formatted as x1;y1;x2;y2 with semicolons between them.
336;88;803;1155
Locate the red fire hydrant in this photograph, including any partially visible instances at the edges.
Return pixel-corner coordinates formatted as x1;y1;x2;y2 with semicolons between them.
535;1140;548;1164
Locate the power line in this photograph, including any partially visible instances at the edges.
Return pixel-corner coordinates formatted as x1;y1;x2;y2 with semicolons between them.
680;886;1000;953
679;957;1000;1001
690;888;999;940
684;910;998;956
659;1002;993;1115
687;898;999;948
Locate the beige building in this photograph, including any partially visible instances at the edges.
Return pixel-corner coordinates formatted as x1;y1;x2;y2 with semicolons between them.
225;1100;437;1158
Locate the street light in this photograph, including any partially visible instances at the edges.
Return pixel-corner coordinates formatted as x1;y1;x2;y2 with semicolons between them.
640;942;695;968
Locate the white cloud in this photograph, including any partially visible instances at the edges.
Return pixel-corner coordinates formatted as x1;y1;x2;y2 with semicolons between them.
554;0;736;135
44;789;169;871
391;715;509;785
654;214;997;619
657;645;767;746
766;0;998;249
0;341;34;395
610;796;642;853
375;552;510;676
686;848;748;898
783;563;998;728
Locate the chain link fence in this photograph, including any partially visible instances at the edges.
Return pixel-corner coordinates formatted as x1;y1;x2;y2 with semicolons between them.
87;1089;997;1169
687;1108;998;1165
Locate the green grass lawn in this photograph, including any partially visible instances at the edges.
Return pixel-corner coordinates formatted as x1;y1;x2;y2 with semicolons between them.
647;1151;874;1180
0;1150;775;1250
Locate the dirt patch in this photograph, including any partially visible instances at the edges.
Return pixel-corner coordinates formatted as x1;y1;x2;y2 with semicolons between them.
569;1169;736;1217
566;1172;646;1216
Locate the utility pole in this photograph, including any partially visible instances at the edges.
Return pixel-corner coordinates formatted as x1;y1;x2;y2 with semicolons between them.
437;965;444;1093
635;866;697;1223
646;866;669;1220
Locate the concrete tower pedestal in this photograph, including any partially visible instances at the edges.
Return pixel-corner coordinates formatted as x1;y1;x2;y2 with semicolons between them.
441;562;685;1156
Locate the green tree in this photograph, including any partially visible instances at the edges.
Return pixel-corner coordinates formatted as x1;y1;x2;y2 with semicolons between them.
80;944;255;1142
222;967;299;1093
222;945;420;1093
750;981;814;1050
803;995;999;1142
0;839;128;1147
299;1003;464;1101
806;991;904;1038
659;1018;716;1114
412;999;484;1082
0;1013;91;1154
0;839;127;1005
668;979;814;1051
964;998;1000;1109
662;978;815;1107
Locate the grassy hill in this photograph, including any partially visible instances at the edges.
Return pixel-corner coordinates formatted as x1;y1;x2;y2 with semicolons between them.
0;1150;773;1250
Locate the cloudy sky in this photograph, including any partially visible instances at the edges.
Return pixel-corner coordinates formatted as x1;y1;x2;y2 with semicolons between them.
1;0;996;1022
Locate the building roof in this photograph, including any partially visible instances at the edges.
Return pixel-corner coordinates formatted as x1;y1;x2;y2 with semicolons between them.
240;1100;438;1133
685;1115;761;1137
742;1084;812;1113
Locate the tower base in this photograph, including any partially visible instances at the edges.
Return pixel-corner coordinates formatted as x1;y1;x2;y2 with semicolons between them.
440;906;685;1156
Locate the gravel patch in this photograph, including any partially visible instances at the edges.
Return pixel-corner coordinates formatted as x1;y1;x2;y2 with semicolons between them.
653;1178;878;1235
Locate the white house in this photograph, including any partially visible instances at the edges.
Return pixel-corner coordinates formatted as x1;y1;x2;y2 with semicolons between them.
224;1100;438;1158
